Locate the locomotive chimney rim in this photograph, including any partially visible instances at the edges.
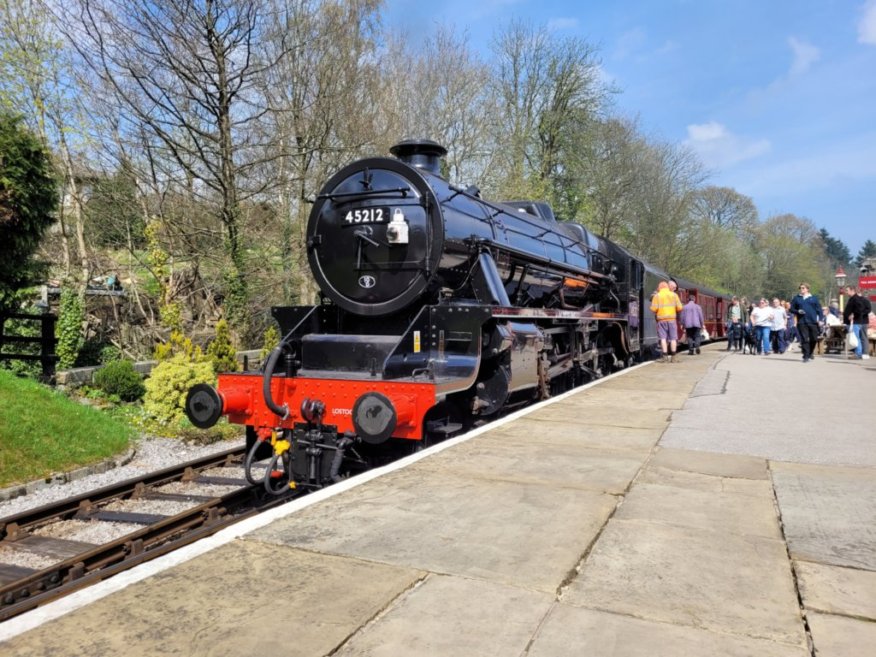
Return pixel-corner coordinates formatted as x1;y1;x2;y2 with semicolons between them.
390;139;447;176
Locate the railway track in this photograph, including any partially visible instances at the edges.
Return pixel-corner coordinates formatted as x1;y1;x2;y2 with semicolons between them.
0;445;285;623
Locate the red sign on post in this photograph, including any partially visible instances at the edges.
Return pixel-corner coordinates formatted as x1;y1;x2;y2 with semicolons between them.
860;275;876;303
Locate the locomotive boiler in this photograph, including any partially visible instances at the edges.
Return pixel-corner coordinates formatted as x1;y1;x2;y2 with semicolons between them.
185;139;645;493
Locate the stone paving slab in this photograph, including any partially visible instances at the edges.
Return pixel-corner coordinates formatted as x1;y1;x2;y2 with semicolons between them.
564;518;806;646
639;465;775;498
614;482;782;540
334;574;553;656
649;447;769;480
795;561;876;619
413;434;645;494
520;403;672;429
771;461;876;570
689;367;729;396
543;387;693;411
1;540;425;657
248;467;617;593
806;612;876;657
524;403;672;430
527;605;809;657
480;417;662;452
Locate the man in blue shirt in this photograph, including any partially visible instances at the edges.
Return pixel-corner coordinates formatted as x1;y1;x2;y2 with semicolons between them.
789;283;824;362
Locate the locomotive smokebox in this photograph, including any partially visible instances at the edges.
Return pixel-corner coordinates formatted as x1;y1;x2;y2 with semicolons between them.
390;139;447;176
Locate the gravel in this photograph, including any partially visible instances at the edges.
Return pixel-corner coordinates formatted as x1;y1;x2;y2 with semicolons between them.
0;436;245;519
0;546;59;570
33;519;144;545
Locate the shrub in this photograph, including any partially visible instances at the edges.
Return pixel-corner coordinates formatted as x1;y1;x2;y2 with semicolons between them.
93;359;146;402
207;319;238;373
259;323;280;363
56;287;85;369
154;330;203;362
100;344;123;363
143;353;215;425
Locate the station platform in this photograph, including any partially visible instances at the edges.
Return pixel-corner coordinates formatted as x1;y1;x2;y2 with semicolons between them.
2;345;875;656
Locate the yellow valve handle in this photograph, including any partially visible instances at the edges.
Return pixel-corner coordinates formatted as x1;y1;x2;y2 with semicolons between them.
273;439;291;456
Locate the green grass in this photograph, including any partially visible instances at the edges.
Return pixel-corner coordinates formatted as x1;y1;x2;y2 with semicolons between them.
0;370;136;487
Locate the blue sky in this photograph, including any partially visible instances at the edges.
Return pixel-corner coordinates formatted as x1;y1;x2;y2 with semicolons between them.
383;0;876;258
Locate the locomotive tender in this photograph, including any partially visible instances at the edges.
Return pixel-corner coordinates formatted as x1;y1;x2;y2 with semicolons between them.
185;139;727;492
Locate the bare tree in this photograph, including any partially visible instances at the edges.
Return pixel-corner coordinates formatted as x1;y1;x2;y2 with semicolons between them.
259;0;383;305
64;0;283;336
622;138;707;273
0;0;91;288
379;25;495;184
572;117;640;238
489;20;607;201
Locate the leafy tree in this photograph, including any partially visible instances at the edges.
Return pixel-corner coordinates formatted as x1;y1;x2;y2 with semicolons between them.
855;239;876;269
84;165;145;249
489;19;608;204
691;186;759;239
575;117;640;240
758;214;824;299
817;228;851;267
0;112;58;313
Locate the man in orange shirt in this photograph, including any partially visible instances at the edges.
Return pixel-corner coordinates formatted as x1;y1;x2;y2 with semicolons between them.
650;281;683;362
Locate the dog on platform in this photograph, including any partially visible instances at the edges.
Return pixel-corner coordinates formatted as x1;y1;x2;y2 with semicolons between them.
742;324;758;354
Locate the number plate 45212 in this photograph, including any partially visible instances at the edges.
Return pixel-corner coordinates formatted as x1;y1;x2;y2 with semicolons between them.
344;207;387;224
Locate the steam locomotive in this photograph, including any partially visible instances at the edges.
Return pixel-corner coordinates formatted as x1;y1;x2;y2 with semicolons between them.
185;139;728;493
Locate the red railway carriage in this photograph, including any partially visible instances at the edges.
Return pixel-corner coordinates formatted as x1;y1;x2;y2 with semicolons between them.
673;278;730;340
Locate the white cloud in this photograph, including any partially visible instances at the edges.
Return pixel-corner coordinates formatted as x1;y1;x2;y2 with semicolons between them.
547;17;579;32
787;36;820;76
614;27;647;60
859;0;876;44
684;122;771;169
729;133;876;197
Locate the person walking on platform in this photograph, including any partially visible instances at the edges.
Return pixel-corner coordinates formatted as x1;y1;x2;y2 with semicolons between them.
784;300;798;347
680;296;705;355
843;285;872;360
726;296;744;352
789;283;823;362
750;298;774;355
650;281;683;362
770;298;788;354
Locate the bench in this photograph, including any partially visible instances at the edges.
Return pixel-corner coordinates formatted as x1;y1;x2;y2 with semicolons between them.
823;326;846;354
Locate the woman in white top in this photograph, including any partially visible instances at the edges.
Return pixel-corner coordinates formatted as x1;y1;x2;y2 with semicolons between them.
770;298;787;353
750;298;774;355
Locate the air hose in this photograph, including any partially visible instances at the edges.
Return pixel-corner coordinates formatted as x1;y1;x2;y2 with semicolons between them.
262;345;289;420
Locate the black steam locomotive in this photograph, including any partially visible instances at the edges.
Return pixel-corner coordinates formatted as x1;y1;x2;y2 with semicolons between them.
185;139;725;492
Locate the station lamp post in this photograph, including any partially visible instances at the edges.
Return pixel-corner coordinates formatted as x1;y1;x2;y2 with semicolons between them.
835;266;847;312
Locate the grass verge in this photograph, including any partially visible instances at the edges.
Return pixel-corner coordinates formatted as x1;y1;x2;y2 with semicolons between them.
0;370;136;487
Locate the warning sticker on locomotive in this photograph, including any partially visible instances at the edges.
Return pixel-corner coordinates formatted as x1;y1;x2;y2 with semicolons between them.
413;330;421;353
344;207;388;223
